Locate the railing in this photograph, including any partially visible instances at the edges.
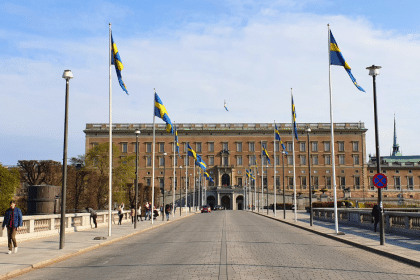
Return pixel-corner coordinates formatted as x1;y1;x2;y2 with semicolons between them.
0;210;130;244
312;208;420;236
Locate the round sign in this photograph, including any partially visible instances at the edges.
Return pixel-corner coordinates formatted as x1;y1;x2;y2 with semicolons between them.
372;173;387;189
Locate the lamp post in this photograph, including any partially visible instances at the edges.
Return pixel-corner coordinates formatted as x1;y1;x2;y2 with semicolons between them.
60;69;73;249
179;166;182;216
367;64;385;245
162;152;167;221
134;129;140;228
282;150;286;219
306;127;313;226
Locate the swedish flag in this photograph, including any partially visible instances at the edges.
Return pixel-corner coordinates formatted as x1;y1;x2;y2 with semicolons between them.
195;154;207;171
292;96;298;141
204;172;214;183
275;124;287;154
174;126;180;157
111;33;128;94
154;93;174;134
187;144;197;160
330;31;365;92
262;145;271;165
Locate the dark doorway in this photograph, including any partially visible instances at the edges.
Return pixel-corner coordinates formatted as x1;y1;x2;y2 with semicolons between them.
236;195;244;210
222;174;230;186
207;196;216;210
221;195;231;209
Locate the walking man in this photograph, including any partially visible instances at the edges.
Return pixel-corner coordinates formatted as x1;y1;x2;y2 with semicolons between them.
2;200;23;254
371;204;380;232
85;207;98;228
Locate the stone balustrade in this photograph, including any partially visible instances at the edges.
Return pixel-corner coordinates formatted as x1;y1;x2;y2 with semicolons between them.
0;210;130;245
312;208;420;236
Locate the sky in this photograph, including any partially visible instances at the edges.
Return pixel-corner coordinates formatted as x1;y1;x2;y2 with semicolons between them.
1;0;420;166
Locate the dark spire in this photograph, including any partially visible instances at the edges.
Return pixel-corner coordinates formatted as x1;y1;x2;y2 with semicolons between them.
392;113;400;156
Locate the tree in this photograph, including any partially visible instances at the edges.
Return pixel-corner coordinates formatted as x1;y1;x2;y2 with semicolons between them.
0;165;20;214
67;155;90;211
18;160;62;186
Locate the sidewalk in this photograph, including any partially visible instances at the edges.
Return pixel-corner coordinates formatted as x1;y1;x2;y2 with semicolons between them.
254;209;420;268
0;211;196;280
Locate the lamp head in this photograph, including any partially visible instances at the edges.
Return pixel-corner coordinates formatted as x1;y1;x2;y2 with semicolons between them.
62;70;73;79
135;129;140;135
366;65;381;76
305;127;311;133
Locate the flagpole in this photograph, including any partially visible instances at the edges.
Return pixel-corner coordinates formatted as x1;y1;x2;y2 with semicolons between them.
185;146;188;214
108;23;112;236
254;166;257;212
193;161;196;212
261;141;264;213
328;24;339;234
292;90;297;222
274;121;277;217
248;171;251;210
151;89;157;224
173;123;176;218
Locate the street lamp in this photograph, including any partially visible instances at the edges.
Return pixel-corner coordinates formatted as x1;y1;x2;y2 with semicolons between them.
179;166;182;216
162;152;167;221
134;129;140;229
366;64;385;245
306;126;313;226
60;69;73;249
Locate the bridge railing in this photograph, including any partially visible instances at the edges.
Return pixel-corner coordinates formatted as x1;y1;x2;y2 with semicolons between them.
312;208;420;236
0;210;130;244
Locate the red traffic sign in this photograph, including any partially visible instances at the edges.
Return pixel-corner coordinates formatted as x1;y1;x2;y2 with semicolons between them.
372;173;387;189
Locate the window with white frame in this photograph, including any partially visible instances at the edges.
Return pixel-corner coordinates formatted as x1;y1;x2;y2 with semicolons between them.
339;155;345;165
353;155;360;165
196;142;202;153
222;142;228;150
311;142;318;152
324;141;330;152
208;156;214;166
339;176;346;189
249;142;255;152
338;142;345;152
146;143;152;153
325;176;331;189
159;156;165;166
146;178;151;186
274;142;279;152
236;156;243;166
159;142;165;153
275;155;280;165
300;142;306;152
312;155;319;165
354;176;360;189
222;156;228;166
312;176;319;189
301;176;307;189
288;177;293;189
122;143;128;153
408;176;414;190
208;142;214;152
353;141;359;152
146;156;151;167
236;142;242;152
324;155;331;165
287;156;293;165
394;176;401;190
287;142;293;152
300;155;306;165
249;155;256;166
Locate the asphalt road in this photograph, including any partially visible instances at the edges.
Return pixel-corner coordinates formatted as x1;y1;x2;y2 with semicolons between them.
14;211;420;279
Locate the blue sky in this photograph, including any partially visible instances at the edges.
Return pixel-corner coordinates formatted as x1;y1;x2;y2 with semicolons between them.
1;0;420;165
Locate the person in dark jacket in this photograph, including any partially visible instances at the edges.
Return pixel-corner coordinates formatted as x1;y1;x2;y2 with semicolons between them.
165;204;171;221
2;200;23;254
85;207;98;228
371;204;380;232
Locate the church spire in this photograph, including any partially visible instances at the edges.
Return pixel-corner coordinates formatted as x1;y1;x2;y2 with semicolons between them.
392;113;400;156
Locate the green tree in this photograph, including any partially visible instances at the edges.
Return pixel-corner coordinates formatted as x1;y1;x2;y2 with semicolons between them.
0;165;20;214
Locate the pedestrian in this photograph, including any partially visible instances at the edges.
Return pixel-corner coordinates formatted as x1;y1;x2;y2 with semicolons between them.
153;205;158;220
131;207;135;224
85;207;98;228
371;204;380;232
118;206;123;225
165;204;171;221
144;202;151;220
137;205;143;222
2;200;23;254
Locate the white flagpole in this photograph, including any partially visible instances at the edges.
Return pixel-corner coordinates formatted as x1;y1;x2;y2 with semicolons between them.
274;121;277;217
193;161;196;212
328;24;339;234
261;141;264;213
292;90;297;222
152;89;156;224
248;172;250;210
108;23;112;236
185;146;188;214
254;166;257;212
173;122;176;218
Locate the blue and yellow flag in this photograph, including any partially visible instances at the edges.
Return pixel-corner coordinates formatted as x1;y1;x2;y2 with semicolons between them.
275;124;288;154
204;172;214;183
292;95;298;141
330;31;365;92
154;93;174;134
250;172;255;181
262;145;271;165
245;169;250;178
195;154;207;171
174;125;181;157
187;143;197;160
111;33;128;94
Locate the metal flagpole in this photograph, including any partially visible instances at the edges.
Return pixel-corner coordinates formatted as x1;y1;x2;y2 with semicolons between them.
248;173;251;210
274;121;277;217
261;141;264;214
193;161;196;212
173;123;176;218
108;23;113;236
185;145;188;214
151;89;157;225
328;24;339;234
254;166;257;212
292;90;297;222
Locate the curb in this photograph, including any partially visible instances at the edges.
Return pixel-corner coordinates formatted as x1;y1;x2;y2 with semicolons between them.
253;211;420;268
0;213;195;280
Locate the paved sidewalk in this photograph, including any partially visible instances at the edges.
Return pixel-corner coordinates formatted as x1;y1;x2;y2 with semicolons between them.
254;209;420;268
0;211;197;279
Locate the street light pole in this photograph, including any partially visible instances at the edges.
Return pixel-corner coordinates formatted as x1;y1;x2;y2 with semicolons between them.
367;64;385;245
60;69;73;250
306;127;313;226
179;166;182;216
282;151;286;219
134;129;140;229
162;152;167;221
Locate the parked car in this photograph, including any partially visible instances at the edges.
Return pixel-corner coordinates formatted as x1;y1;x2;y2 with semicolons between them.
201;205;211;213
214;205;224;211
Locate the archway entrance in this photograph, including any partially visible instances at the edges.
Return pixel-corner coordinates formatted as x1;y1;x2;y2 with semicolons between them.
236;195;244;210
221;195;231;210
207;196;216;210
222;174;230;186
